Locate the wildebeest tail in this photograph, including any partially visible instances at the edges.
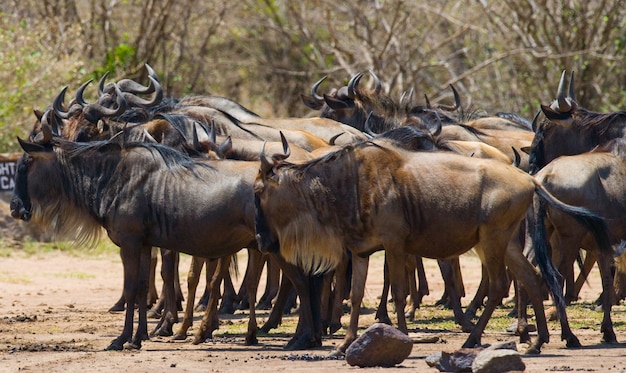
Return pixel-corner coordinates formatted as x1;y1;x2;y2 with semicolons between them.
531;179;612;317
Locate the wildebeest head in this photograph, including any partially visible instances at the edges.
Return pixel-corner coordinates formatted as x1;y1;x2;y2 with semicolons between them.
253;134;292;255
529;70;626;174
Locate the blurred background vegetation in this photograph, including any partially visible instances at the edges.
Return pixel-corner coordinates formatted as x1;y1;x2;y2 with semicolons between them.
1;0;626;153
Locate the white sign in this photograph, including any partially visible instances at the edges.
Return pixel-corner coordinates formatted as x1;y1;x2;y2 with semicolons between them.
0;161;16;191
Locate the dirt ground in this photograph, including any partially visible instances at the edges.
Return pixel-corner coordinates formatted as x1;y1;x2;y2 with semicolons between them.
1;247;626;373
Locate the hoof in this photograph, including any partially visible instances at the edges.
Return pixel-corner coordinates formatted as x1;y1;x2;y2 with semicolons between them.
124;341;142;350
328;349;345;358
147;309;161;319
105;341;125;351
329;322;342;335
524;346;541;355
564;336;582;348
245;335;258;346
194;304;207;313
152;325;173;337
284;335;321;350
172;332;187;341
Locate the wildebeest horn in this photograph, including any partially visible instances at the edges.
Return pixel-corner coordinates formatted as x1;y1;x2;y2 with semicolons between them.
329;132;344;145
34;121;53;144
208;120;217;144
424;94;432;108
347;72;364;99
437;84;461;111
278;131;291;161
364;111;377;137
40;110;61;137
121;76;163;108
568;71;576;102
368;70;382;94
145;63;159;82
259;141;273;176
311;76;327;101
432;111;443;137
556;70;571;112
53;86;70;119
75;79;94;106
83;83;128;123
143;129;158;143
97;71;111;96
511;147;521;168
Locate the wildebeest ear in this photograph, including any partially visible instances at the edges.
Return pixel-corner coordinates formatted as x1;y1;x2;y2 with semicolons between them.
259;141;273;177
520;146;531;155
17;137;46;154
540;104;571;121
300;94;324;110
323;94;353;110
218;136;232;156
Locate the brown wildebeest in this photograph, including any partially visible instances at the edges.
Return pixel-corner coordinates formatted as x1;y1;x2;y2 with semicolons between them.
527;138;626;347
253;132;609;354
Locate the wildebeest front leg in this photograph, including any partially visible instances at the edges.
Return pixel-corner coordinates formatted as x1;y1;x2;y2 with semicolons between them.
151;249;178;337
244;247;265;345
107;244;151;350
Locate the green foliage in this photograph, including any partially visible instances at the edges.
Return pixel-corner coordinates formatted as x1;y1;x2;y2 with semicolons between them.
94;43;136;79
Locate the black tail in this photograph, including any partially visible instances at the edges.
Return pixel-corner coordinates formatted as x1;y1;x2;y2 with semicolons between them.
531;180;612;316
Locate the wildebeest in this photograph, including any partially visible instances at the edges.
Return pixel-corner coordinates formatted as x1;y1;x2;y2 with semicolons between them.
253;132;609;354
9;125;262;350
529;138;624;347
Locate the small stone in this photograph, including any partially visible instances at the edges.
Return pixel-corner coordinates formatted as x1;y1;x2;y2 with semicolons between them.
472;349;525;373
345;323;413;367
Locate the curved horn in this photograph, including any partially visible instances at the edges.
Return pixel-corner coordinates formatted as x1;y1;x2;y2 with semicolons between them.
329;132;344;145
437;84;461;111
259;141;273;177
368;70;382;94
75;79;94;106
364;111;377;137
278;131;291;161
121;76;163;108
346;72;364;99
145;63;159;82
83;83;128;123
512;147;521;168
53;86;70;119
34;121;53;144
97;71;111;96
40;110;61;137
311;76;327;101
556;70;571;112
432;111;442;137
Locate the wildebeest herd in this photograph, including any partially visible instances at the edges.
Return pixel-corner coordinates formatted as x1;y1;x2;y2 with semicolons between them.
8;66;626;356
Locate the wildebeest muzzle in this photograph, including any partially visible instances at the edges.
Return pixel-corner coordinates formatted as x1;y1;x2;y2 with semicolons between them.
10;196;31;221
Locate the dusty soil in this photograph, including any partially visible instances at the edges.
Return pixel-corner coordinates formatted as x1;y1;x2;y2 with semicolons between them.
1;247;626;373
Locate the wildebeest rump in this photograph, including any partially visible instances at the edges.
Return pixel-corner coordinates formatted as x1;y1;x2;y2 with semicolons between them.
253;134;609;353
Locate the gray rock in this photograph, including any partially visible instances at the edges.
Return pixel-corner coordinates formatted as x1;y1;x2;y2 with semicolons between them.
345;323;413;367
472;349;525;373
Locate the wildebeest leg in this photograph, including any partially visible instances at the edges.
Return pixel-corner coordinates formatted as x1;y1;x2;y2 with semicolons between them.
236;254;255;310
219;270;239;314
462;237;510;349
438;258;473;333
465;264;488;318
108;293;126;312
320;270;334;335
405;255;429;321
504;228;551;354
109;247;158;313
173;256;205;340
328;252;349;335
244;247;264;345
193;256;231;344
596;246;617;344
272;254;322;350
375;257;391;324
107;244;151;351
259;270;292;332
151;249;178;337
386;250;410;334
257;255;281;310
572;250;597;302
336;255;369;353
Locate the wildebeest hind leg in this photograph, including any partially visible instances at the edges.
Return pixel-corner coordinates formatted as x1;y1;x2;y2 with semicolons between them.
151;249;178;337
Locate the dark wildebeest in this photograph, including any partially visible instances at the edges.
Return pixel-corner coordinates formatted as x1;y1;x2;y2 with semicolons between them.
253;132;609;354
9;126;264;350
